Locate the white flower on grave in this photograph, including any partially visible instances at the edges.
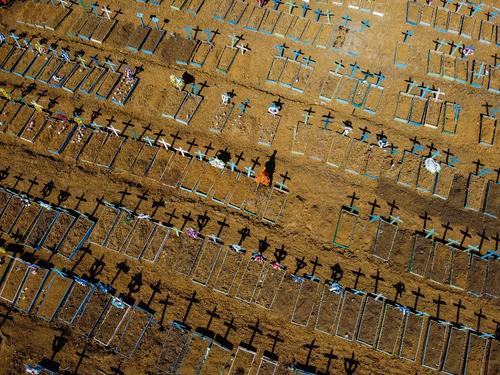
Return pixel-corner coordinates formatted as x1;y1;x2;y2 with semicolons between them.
170;74;185;90
424;157;441;174
209;157;225;169
268;102;281;116
221;92;232;105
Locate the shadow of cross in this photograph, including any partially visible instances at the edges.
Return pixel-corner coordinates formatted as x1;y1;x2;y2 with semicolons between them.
344;352;359;375
215;317;237;351
146;280;162;308
300;338;320;372
40;179;55;199
111;260;130;286
176;291;199;331
196;306;220;339
320;349;338;375
126;272;143;300
158;294;173;330
240;318;263;353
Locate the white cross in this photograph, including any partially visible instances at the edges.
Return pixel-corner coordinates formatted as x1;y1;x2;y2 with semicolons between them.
158;138;170;150
176;146;187;157
101;6;112;19
31;100;43;112
137;213;150;220
237;43;249;55
76;55;86;67
434;87;445;100
456;1;467;12
207;234;219;243
107;125;120;136
59;0;68;8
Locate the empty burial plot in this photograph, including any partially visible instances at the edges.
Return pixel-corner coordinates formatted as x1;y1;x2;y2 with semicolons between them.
33;269;73;321
253;264;286;309
191;240;223;287
14;264;49;313
24;205;58;250
376;302;405;356
315;283;342;335
335;290;364;341
428;242;453;285
93;298;131;346
332;206;359;250
441;325;468;375
213;246;245;295
371;219;398;261
111;305;153;358
409;234;434;277
88;202;121;246
75;286;111;337
235;257;266;304
291;277;320;327
162;230;204;276
0;258;30;304
57;279;94;325
175;333;211;374
356;295;384;347
463;332;488;375
156;323;191;373
399;311;425;362
422;318;449;370
229;346;256;374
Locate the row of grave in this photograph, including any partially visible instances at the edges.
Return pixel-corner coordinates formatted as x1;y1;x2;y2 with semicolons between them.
333;205;500;298
427;49;499;94
15;1;73;32
0;39;138;106
406;1;500;45
291;122;498;217
0;98;289;223
0;255;154;358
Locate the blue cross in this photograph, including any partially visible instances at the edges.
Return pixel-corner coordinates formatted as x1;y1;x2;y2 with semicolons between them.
105;59;117;72
360;20;371;32
48;44;57;55
369;214;381;222
228;161;237;171
195;150;206;160
424;228;437;239
349;62;360;77
302;55;315;67
10;32;20;48
314;8;323;22
61;49;70;61
273;0;282;11
420;85;432;98
453;104;461;122
448;155;459;166
341;14;352;27
183;26;193;40
91;2;99;15
244;166;254;177
446;238;460;247
275;43;288;57
431;150;441;158
192;82;200;96
402;29;413;43
481;250;499;260
301;2;311;17
0;33;5;44
334;60;344;74
90;55;101;66
471;3;483;16
238;98;250;114
374;71;386;86
151;16;160;31
478;167;492;177
292;49;303;61
389;215;402;225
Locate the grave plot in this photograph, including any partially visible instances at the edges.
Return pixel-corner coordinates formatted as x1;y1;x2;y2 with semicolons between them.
409;234;434;277
5;103;34;137
253;263;286;309
37;56;64;84
0;193;27;234
258;113;280;147
408;96;427;126
140;23;165;54
112;137;145;172
43;3;71;31
484;181;499;218
363;145;390;179
192;240;223;286
479;19;495;44
0;101;23;133
168;231;205;276
300;22;321;45
93;132;125;168
79;66;107;95
428;242;453;285
256;356;279;375
88;201;121;246
235;257;266;303
394;42;410;68
141;223;171;262
104;209;136;252
315;23;334;48
460;15;475;38
48;59;78;88
130;141;160;177
91;17;116;44
394;92;413;123
287;16;309;41
161;88;190;120
66;12;91;38
0;258;30;304
0;188;12;215
376;302;405;356
465;173;487;211
484;259;500;298
434;163;456;200
433;6;449;32
479;114;497;146
11;49;40;77
397;151;422;187
75;285;111;337
371;219;398;261
344;140;370;174
229;346;256;374
441;102;460;134
8;200;42;242
179;155;207;193
24;204;59;250
307;126;333;162
331;24;352;52
351;79;371;110
336;75;358;104
176;333;211;374
262;187;288;225
41;208;76;253
2;46;26;73
14;264;49;313
146;147;174;181
455;58;468;83
488;66;499;94
271;273;303;320
112;305;153;357
363;84;384;115
422;318;448;370
449;248;469;290
290;277;320;327
161;151;192;188
259;8;280;34
463;332;488;375
33;269;72;321
95;70;122;100
315;283;342;334
244;6;266;31
335;290;364;341
399;311;425;362
121;217;156;260
63;64;92;93
319;70;342;102
111;73;139;106
332;206;359;250
416;158;438;193
93;298;131;347
213;246;245;295
441;55;456;80
57;214;95;259
486;338;500;375
198;341;233;375
326;132;352;168
227;174;257;212
60;124;94;159
224;0;248;25
189;41;213;68
18;110;49;143
57;278;94;325
210;100;235;133
156;323;191;373
0;43;14;69
291;121;310;155
441;325;468;374
78;15;103;41
467;255;486;297
195;162;224;198
356;295;384;347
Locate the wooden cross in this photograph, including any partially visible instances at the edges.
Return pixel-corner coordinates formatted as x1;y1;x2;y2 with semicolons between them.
419;211;432;230
368;199;381;218
181;291;199;325
412;287;425;310
117;187;131;206
12;173;24;189
27;176;39;195
392;281;405;302
474;308;487;332
151;197;166;218
293;256;307;275
307;256;322;278
453;299;466;324
165;208;179;226
441;222;453;241
370;270;384;294
146;280;162;307
180;211;194;231
432;294;446;320
347;191;360;209
303;338;320;369
133;190;149;213
460;226;472;246
351;267;365;290
477;229;489;250
215;217;229;239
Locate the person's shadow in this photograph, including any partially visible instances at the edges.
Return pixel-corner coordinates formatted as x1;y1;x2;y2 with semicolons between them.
264;150;277;183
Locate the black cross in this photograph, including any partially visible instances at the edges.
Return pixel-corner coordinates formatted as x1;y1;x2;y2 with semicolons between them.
258;236;270;253
460;226;472;247
329;263;343;283
308;256;322;277
368;199;381;217
274;245;287;264
90;108;103;123
215;217;229;239
494;167;500;184
118;187;131;206
409;136;420;152
293;256;307;275
426;142;437;157
192;26;202;39
358;125;370;137
482;102;492;116
279;171;291;187
57;187;71;205
0;167;10;182
74;345;90;375
41;180;55;199
412;287;425;310
448;40;459;55
492;53;500;67
347;191;359;208
370;270;384;294
140;123;152;138
387;200;399;217
13;173;24;189
147;280;162;307
303;107;315;122
303;339;320;369
133;190;149;213
452;299;466;324
237;226;251;245
477;229;489;250
151;197;166;218
267;330;284;356
492;233;500;252
165;208;179;226
105;115;116;128
158;295;173;329
205;306;220;331
474;308;487;332
344;352;359;375
323;349;338;375
117;58;127;71
443;148;454;165
472;159;484;175
74;193;87;212
170;130;182;148
110;260;129;285
186;137;199;153
441;222;453;241
153;129;165;144
121;119;135;134
180;211;194;231
243;319;263;351
91;196;105;218
234;151;245;166
351;267;365;290
27;176;39;195
181;291;199;325
196;211;210;232
113;8;124;19
222;317;237;341
419;211;432;230
73;105;84;117
432;294;446;320
250;156;261;171
203;142;215;156
392;281;405;302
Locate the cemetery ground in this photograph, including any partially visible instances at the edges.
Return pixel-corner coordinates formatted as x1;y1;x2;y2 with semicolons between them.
0;0;499;374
